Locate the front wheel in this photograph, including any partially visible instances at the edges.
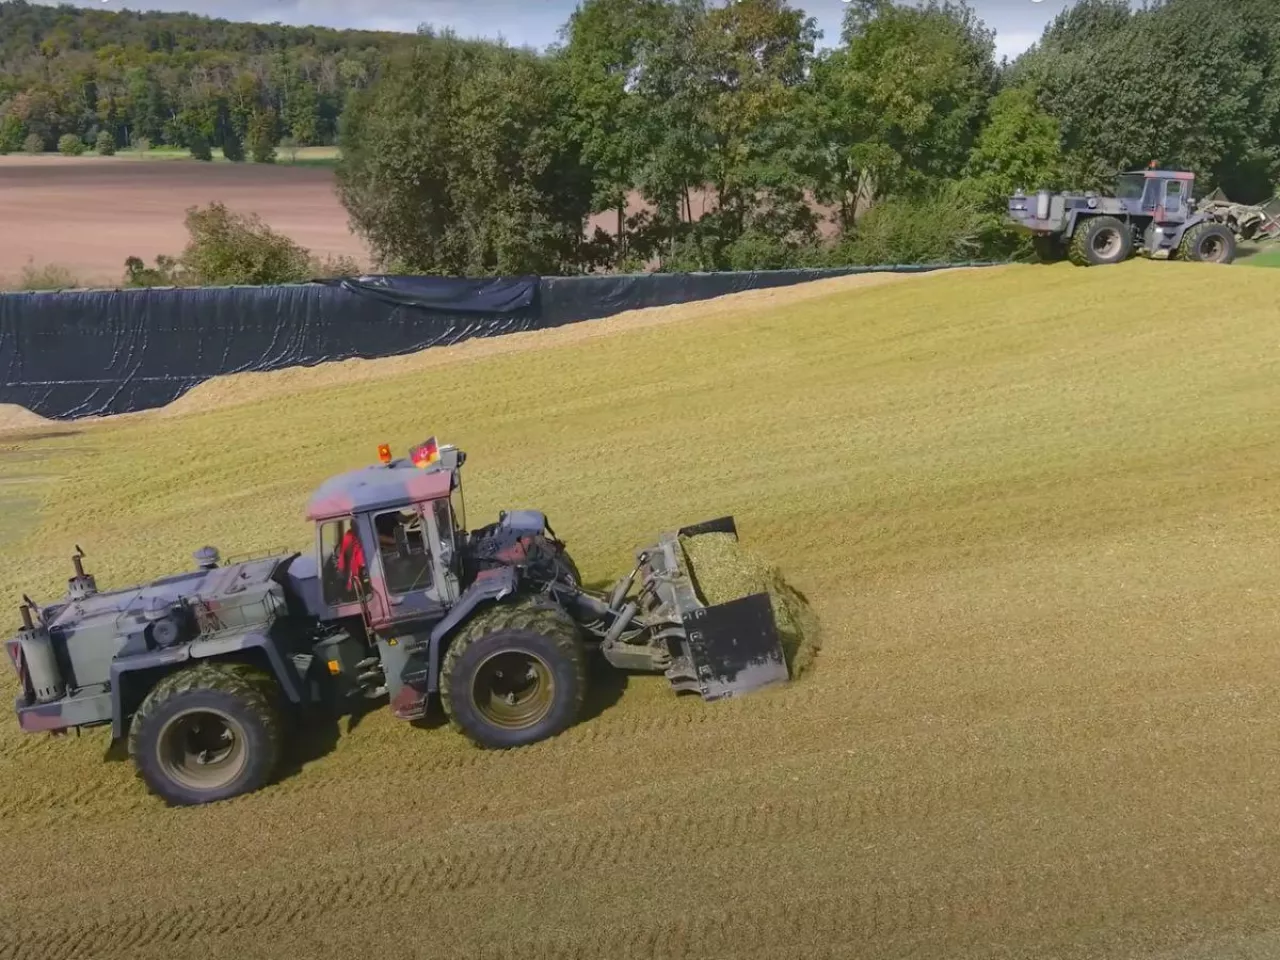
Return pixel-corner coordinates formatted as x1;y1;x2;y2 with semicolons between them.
440;599;587;749
1069;216;1132;266
128;662;284;806
1179;222;1237;264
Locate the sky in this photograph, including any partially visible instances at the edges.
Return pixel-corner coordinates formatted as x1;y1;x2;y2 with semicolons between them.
33;0;1087;62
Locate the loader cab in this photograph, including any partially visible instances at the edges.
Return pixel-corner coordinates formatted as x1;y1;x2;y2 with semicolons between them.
307;439;468;630
1115;169;1196;222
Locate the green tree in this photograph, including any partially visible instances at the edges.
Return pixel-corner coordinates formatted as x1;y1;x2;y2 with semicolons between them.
960;85;1063;250
221;126;245;162
336;31;594;275
248;109;279;163
557;0;671;265
1014;0;1280;200
692;0;823;265
95;130;116;155
629;0;713;264
283;79;320;145
57;132;84;155
0;111;24;154
816;0;997;209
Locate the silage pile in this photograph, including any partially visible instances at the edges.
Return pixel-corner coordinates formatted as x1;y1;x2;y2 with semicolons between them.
677;532;821;679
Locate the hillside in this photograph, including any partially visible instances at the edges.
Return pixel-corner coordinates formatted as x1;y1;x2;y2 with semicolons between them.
3;261;1280;958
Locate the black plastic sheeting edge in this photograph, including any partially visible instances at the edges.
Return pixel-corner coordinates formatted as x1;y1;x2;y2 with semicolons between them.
0;261;1002;421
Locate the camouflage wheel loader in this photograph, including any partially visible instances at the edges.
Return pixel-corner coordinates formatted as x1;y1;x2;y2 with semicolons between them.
5;438;790;806
1007;166;1280;266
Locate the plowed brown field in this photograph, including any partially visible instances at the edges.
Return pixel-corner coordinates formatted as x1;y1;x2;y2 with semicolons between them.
0;155;373;286
3;262;1280;960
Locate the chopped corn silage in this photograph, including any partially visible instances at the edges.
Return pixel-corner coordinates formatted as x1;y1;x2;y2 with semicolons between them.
677;531;821;678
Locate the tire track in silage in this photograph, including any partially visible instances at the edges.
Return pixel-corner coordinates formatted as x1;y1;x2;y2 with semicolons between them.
0;678;835;826
1;764;1016;960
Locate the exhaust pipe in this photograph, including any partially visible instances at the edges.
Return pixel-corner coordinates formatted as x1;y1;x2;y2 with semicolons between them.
17;603;65;704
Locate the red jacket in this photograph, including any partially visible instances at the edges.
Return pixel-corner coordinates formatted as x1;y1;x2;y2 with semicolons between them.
337;529;365;590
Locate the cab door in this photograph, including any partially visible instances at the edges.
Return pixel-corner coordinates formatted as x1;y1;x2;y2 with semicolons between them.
1160;177;1187;222
315;515;390;625
366;504;448;626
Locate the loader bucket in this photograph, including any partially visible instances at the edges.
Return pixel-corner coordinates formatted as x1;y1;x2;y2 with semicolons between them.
637;516;790;701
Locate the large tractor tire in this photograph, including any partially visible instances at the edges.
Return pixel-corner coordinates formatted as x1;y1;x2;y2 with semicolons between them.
440;598;587;749
1179;222;1237;264
1068;216;1132;266
128;661;285;807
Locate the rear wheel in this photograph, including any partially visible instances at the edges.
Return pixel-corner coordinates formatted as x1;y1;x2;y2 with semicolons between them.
128;662;284;806
440;598;587;749
1069;216;1132;266
1179;222;1237;264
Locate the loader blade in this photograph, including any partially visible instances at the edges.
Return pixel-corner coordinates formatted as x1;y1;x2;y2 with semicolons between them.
638;515;790;701
678;592;789;701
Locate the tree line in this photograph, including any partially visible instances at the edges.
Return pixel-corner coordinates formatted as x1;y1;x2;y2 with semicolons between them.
334;0;1280;274
3;0;1280;278
0;0;410;158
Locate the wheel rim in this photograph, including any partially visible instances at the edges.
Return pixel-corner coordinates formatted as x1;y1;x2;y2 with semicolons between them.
1200;236;1226;261
1093;228;1122;259
156;708;248;792
472;650;555;730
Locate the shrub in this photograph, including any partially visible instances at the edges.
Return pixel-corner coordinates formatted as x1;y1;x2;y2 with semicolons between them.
132;135;151;153
175;202;314;285
279;136;299;163
123;254;187;287
19;261;79;290
841;182;984;266
189;134;213;162
22;133;43;154
124;206;365;287
222;128;244;162
57;133;85;156
95;131;116;155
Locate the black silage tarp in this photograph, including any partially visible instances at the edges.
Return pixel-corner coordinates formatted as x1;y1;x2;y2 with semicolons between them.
541;266;869;325
0;263;998;421
0;278;540;420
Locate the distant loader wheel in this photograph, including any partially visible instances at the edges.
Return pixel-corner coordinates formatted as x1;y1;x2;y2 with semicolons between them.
1179;222;1237;264
128;662;284;807
1068;216;1132;266
440;598;587;749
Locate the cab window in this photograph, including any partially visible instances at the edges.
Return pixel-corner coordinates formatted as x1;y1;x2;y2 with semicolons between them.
373;508;433;595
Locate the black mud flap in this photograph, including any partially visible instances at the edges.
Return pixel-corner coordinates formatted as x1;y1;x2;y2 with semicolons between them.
681;591;789;701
